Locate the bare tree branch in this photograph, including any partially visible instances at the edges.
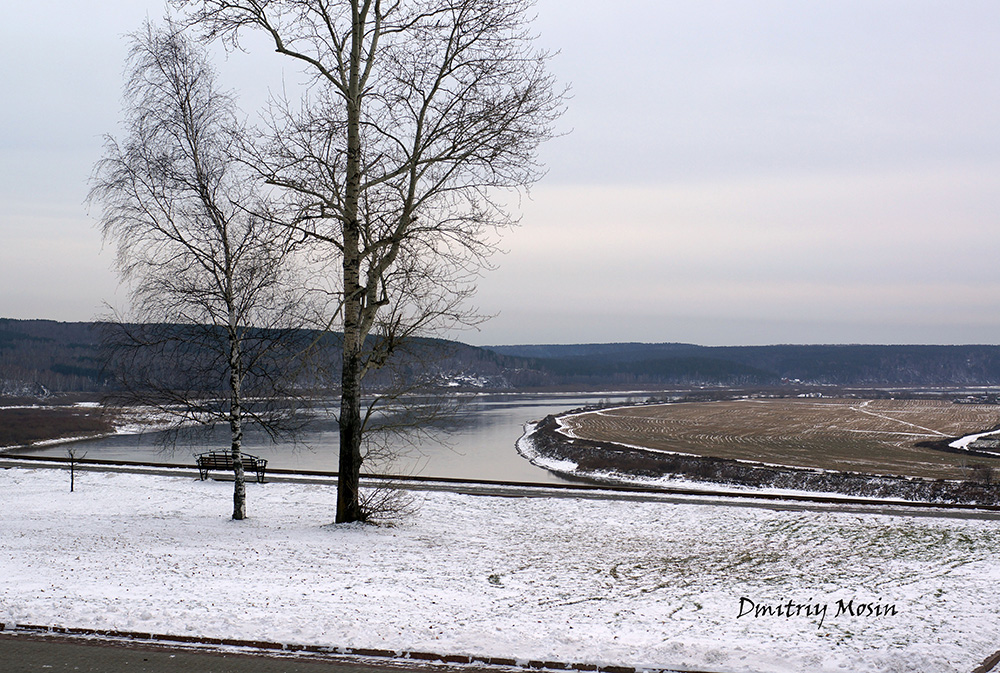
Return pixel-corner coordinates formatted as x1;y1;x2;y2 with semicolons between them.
175;0;565;522
91;20;317;521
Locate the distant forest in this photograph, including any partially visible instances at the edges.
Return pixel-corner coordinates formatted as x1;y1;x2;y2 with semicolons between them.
4;318;1000;395
0;320;105;394
489;342;1000;388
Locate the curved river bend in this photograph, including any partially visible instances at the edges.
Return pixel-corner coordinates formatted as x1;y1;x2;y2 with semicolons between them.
16;393;650;483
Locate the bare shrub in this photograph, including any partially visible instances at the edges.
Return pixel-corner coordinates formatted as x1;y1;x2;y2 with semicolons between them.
968;463;995;485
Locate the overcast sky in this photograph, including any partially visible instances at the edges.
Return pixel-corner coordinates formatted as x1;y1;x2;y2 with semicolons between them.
3;1;1000;346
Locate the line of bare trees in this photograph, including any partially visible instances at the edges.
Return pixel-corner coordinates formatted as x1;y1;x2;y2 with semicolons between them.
90;0;563;522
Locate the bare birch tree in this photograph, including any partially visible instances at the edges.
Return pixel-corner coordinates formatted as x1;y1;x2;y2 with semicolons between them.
176;0;564;522
91;22;311;520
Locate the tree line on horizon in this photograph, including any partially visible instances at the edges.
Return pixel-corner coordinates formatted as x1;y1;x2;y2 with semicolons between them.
6;318;1000;394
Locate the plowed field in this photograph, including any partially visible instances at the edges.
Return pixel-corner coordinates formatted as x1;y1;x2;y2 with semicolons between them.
560;398;1000;480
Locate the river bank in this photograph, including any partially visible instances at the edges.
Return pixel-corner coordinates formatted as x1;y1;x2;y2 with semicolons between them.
0;400;113;450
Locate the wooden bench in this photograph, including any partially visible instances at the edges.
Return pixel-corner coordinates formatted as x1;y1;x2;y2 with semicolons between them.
196;451;268;483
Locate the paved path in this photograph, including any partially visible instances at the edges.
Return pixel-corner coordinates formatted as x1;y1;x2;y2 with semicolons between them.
0;633;707;673
0;634;435;673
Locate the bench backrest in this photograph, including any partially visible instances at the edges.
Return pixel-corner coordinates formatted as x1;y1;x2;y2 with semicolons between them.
197;453;263;467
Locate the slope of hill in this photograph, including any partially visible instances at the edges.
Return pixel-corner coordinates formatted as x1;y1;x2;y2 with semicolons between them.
0;319;515;395
0;319;104;394
5;319;1000;395
488;342;1000;387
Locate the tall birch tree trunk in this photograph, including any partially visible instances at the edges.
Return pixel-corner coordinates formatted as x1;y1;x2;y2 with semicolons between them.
93;22;310;522
228;328;247;520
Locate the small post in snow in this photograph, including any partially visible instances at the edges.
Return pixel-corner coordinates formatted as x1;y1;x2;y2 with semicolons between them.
67;447;86;492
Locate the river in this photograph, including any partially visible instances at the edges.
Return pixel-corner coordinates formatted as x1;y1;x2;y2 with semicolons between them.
15;392;655;483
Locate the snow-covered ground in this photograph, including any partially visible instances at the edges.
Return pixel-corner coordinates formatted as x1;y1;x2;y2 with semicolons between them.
1;465;999;673
950;428;1000;450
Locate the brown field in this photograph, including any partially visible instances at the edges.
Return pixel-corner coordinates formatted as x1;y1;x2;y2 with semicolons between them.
0;406;113;448
561;398;1000;480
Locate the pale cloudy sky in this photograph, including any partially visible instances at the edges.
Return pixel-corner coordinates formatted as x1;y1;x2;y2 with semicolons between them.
2;1;999;346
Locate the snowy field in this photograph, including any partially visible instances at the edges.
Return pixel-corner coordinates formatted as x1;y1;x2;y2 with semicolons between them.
1;465;999;673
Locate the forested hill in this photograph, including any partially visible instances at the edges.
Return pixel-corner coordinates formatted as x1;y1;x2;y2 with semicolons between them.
486;342;1000;388
0;319;104;394
5;318;1000;394
0;318;516;395
0;318;511;395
